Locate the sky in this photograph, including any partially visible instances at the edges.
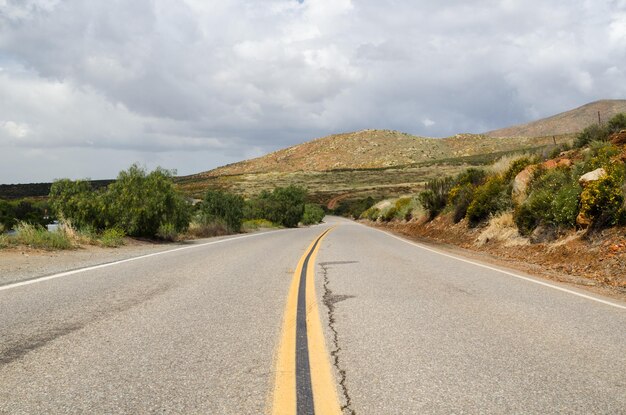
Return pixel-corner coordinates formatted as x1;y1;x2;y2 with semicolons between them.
1;0;626;183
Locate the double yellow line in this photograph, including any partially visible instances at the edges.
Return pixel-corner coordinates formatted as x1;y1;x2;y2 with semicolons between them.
270;228;342;415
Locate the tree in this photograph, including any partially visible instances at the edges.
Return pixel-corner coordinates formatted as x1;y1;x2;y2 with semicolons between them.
244;186;308;227
266;186;307;227
49;179;105;228
105;165;190;237
301;203;325;225
201;190;245;232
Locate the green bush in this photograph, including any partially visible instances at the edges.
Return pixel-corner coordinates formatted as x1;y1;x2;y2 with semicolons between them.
245;186;307;227
105;165;191;237
331;196;376;219
573;113;626;148
503;157;534;182
514;168;582;235
156;223;178;241
360;207;381;221
466;176;512;226
579;164;625;229
377;206;394;222
393;197;416;220
302;204;325;225
49;179;106;229
574;124;610;148
449;184;474;223
0;199;50;230
418;177;454;220
201;190;245;232
100;228;125;247
608;112;626;133
50;165;191;238
447;168;487;223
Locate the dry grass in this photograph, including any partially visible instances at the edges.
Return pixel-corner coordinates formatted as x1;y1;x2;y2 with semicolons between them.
547;231;585;252
475;212;529;247
489;154;531;175
185;221;230;239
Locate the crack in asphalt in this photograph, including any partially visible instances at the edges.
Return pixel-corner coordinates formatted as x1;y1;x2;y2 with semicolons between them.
320;262;356;415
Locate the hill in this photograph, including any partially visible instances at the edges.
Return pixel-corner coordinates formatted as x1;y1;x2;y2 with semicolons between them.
178;130;562;203
485;100;626;138
189;130;557;178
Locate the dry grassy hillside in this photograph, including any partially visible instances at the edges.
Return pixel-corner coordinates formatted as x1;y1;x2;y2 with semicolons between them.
177;100;626;204
192;130;556;178
486;100;626;138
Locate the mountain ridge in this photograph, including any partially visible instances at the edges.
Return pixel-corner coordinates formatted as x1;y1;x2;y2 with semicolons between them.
186;99;625;180
485;99;626;138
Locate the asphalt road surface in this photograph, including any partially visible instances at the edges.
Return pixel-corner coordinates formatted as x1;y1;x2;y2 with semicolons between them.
1;217;624;414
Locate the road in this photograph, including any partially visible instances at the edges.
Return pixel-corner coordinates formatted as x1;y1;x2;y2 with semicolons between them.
0;217;624;414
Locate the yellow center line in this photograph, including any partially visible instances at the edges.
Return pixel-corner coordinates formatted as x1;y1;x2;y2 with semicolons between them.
270;227;342;415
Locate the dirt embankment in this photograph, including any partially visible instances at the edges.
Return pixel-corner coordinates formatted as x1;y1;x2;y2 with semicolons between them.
369;215;626;301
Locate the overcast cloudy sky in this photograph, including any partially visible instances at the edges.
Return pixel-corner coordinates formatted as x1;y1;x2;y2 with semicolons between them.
1;0;625;183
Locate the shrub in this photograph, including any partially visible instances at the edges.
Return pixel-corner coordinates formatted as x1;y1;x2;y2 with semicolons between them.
50;165;191;238
106;165;191;237
503;157;534;183
269;186;307;227
157;223;178;241
447;168;487;223
12;222;73;250
418;177;454;220
186;220;230;238
394;197;416;220
360;207;381;221
242;219;278;231
301;204;325;225
466;176;512;226
381;206;398;222
608;112;626;133
100;228;125;247
574;124;610;148
514;168;581;235
201;190;245;232
579;164;625;229
573;113;626;148
0;198;50;230
246;186;307;227
49;179;106;229
331;196;376;219
449;184;474;223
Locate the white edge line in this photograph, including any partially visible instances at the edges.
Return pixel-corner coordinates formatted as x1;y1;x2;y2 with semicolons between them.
0;230;287;292
354;222;626;311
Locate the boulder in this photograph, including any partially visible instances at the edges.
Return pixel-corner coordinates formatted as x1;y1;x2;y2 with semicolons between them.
578;168;607;187
512;165;536;205
576;211;592;228
512;158;573;205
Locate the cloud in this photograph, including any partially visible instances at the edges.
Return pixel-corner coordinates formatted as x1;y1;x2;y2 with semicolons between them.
422;118;435;128
1;0;625;182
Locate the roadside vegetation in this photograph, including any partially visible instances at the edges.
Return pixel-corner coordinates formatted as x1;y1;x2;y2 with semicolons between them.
1;166;325;250
0;198;51;230
362;113;626;240
195;185;325;236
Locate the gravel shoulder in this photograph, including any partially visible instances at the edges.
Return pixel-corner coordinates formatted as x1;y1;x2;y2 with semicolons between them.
367;220;626;303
